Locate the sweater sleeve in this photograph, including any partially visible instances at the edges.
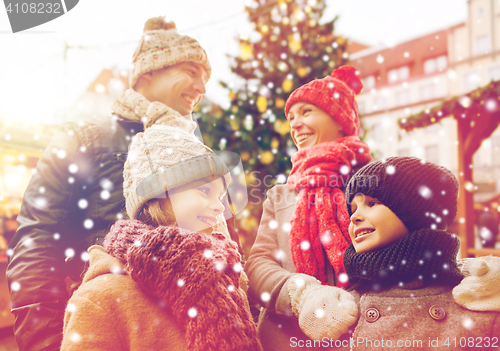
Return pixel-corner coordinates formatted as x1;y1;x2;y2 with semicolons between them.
245;186;295;317
62;294;125;351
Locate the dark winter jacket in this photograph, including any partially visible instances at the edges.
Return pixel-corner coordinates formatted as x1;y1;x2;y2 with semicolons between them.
7;112;243;351
6;114;143;351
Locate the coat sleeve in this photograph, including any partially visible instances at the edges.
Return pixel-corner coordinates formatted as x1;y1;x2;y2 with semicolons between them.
6;122;95;351
62;294;124;350
245;187;295;317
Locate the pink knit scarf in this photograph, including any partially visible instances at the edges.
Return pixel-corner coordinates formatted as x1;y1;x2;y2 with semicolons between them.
287;137;372;286
103;220;262;351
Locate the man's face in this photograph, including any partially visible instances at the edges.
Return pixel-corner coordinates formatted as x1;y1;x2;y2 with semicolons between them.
288;102;345;150
145;62;208;116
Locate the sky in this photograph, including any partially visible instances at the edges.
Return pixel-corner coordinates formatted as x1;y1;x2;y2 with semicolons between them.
0;0;468;125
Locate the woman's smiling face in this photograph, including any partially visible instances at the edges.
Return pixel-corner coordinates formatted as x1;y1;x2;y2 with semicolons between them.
349;194;409;253
288;102;345;149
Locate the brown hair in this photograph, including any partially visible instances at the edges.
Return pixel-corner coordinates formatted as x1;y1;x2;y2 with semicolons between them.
137;195;177;227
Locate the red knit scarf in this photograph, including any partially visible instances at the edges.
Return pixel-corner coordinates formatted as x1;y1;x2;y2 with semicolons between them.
103;220;262;351
287;137;372;286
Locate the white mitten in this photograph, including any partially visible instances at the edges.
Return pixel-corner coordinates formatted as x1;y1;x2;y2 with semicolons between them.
453;256;500;311
288;274;358;341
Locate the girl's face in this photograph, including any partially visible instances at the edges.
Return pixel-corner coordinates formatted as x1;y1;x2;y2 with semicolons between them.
288;102;345;150
348;194;409;253
165;177;226;235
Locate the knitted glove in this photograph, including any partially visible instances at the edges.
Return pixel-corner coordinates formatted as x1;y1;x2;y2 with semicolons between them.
288;274;358;341
453;256;500;311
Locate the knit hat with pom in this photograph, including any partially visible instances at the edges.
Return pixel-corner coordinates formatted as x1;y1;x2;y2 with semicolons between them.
284;65;363;137
345;157;459;233
129;17;211;89
123;124;230;220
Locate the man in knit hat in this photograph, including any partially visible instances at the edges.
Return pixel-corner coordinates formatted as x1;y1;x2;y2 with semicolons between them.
6;17;238;351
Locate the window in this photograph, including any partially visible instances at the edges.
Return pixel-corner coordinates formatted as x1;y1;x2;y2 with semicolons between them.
488;65;500;82
423;59;437;74
362;75;375;90
423;55;447;74
436;56;447;71
425;145;439;164
474;35;491;56
388;66;410;83
420;84;436;101
395;90;411;106
463;71;481;93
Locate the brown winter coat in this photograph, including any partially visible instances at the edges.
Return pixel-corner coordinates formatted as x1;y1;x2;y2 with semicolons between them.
245;185;340;351
61;245;186;351
346;280;500;351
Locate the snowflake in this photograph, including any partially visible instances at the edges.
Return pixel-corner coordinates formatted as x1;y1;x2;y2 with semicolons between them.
315;309;325;318
203;249;213;258
65;248;75;258
340;165;349;175
68;164;78;174
187;307;198;318
338;273;349;284
66;303;77;313
83;219;94;229
419;185;432;199
78;199;88;209
35;197;47;208
261;292;271;303
233;263;243;273
81;252;90;262
69;332;81;343
39;186;46;193
68;177;75;184
57;150;67;159
386;165;396;175
300;240;311;251
462;318;473;330
215;261;226;271
269;220;278;229
6;249;13;257
11;282;21;292
23;237;34;247
273;249;286;261
100;190;110;200
177;279;185;287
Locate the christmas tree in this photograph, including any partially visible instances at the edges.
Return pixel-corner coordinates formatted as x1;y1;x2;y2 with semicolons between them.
196;0;348;252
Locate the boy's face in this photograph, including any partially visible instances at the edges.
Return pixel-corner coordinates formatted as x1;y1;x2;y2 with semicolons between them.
166;177;226;235
141;62;208;116
288;102;345;150
349;194;409;253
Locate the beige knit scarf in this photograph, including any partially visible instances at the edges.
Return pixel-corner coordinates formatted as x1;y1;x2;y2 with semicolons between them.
111;88;197;134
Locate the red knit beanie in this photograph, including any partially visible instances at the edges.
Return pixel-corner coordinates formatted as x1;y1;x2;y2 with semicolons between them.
284;65;363;137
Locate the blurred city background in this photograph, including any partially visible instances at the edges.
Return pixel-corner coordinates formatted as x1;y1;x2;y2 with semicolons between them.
1;0;499;347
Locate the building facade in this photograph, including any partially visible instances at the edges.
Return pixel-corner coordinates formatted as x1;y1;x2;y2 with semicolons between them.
350;0;500;202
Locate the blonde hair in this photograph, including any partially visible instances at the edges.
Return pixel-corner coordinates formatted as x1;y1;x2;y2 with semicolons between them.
137;195;177;227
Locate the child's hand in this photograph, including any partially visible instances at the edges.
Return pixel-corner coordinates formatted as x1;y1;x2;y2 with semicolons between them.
453;256;500;311
288;274;358;341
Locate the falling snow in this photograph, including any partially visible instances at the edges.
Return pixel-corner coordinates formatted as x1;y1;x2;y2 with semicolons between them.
65;248;75;258
261;292;271;302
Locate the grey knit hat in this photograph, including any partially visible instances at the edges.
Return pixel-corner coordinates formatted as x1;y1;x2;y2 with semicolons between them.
124;124;230;220
129;17;211;89
345;157;459;233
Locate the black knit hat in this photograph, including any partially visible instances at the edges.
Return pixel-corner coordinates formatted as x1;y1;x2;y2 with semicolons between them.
345;157;459;233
